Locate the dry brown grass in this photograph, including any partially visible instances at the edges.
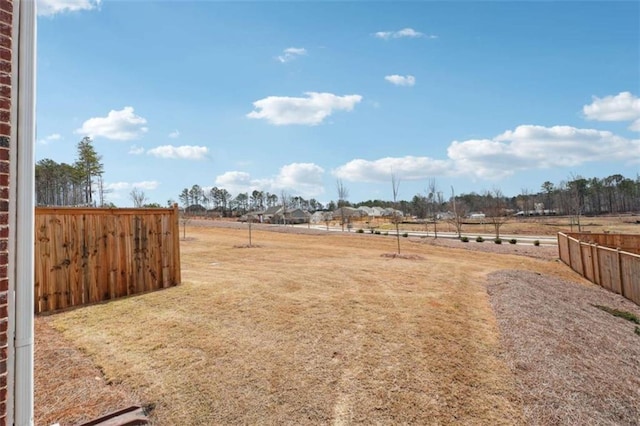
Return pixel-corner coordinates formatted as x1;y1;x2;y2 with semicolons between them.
34;317;142;425
35;224;634;425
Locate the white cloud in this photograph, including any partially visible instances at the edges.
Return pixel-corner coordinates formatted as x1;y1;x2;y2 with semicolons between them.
333;125;639;183
247;92;362;126
147;145;208;160
271;163;325;196
38;0;101;16
168;130;180;138
37;133;62;145
373;28;436;40
104;182;130;192
215;163;325;197
132;180;159;190
333;156;453;183
76;106;148;141
277;47;307;63
448;125;640;179
583;92;640;131
384;75;416;87
105;180;159;193
214;171;255;195
128;145;144;155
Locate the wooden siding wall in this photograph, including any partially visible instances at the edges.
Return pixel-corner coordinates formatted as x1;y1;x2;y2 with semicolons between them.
35;206;181;314
558;232;640;305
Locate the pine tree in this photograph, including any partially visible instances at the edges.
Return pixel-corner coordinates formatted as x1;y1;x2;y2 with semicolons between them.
75;137;103;206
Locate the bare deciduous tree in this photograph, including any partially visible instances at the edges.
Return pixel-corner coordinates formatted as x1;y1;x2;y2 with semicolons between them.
567;174;587;232
447;186;466;238
280;190;290;225
336;179;349;232
130;187;147;208
427;178;440;238
391;174;402;254
484;188;510;239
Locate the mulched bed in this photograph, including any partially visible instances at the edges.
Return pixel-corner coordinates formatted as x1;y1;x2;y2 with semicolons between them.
416;236;559;260
487;270;640;425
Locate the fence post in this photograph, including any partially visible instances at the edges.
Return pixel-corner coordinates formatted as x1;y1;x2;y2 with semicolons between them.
173;203;182;284
617;248;625;298
593;244;601;285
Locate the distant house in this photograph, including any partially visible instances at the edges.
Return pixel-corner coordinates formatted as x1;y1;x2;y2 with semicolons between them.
261;205;282;223
469;213;486;219
333;206;364;219
185;204;207;215
310;211;332;224
437;211;455;220
382;207;404;218
272;208;311;224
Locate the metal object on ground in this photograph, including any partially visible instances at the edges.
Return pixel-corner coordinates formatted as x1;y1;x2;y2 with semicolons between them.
77;406;149;426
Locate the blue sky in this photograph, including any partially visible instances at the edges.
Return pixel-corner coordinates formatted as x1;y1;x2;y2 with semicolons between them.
37;0;639;207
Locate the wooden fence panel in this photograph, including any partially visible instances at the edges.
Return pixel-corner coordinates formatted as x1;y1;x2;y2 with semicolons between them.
557;233;569;263
598;247;621;294
568;237;583;276
620;252;640;305
567;232;640;255
35;207;181;314
580;242;595;282
558;232;638;306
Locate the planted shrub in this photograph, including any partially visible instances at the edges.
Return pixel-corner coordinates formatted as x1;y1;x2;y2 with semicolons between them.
461;236;469;243
533;240;540;246
476;236;484;243
402;232;408;238
383;231;389;236
374;230;381;235
509;238;517;244
494;238;502;244
356;229;364;233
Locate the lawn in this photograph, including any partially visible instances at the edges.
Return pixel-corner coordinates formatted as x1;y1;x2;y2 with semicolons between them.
39;225;590;424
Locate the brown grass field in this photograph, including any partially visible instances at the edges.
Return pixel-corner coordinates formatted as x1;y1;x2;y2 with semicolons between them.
35;222;640;425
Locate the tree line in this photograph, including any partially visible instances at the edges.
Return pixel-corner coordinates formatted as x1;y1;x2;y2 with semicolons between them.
35;137;106;206
177;185;324;216
177;173;639;219
35;142;638;218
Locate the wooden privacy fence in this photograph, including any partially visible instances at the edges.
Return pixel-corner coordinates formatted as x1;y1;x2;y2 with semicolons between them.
558;232;640;305
35;206;181;314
